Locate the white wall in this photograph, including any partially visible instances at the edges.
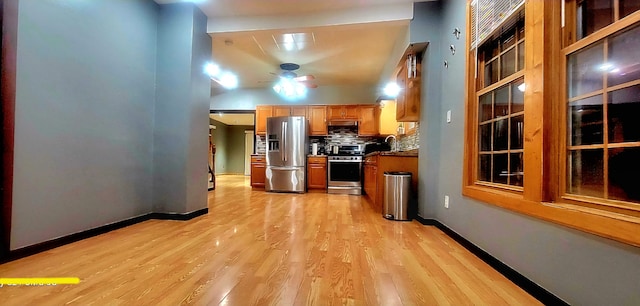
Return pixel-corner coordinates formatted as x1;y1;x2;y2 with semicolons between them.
210;85;379;110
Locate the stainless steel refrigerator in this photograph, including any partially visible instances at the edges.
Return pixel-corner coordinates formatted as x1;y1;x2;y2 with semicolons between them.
265;116;308;193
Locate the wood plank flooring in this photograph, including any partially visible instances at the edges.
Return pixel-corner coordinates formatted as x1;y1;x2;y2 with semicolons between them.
0;175;540;305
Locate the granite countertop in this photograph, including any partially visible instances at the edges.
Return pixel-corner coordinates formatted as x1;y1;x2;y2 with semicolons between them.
365;149;419;157
251;153;266;156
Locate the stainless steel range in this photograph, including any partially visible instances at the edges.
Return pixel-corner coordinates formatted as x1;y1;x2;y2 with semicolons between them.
327;145;363;195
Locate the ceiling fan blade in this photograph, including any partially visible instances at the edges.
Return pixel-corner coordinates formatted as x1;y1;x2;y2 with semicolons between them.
294;75;315;82
303;83;318;89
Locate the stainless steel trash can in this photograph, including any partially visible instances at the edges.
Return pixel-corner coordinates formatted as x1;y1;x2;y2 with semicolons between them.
383;171;412;220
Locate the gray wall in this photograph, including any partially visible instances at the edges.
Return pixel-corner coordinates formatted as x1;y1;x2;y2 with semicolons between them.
153;3;211;213
416;1;640;305
11;0;158;249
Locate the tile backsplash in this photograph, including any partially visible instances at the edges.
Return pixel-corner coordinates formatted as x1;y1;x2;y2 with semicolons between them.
253;123;419;154
397;122;420;151
255;135;266;154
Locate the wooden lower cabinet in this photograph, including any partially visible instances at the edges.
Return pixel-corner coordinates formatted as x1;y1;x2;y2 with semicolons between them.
250;155;266;188
363;154;418;213
364;165;378;207
307;156;327;190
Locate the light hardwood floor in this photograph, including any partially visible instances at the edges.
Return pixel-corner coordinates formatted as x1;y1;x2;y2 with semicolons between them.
0;175;540;305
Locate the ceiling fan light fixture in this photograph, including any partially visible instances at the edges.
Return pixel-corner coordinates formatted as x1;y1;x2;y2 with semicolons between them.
273;78;307;100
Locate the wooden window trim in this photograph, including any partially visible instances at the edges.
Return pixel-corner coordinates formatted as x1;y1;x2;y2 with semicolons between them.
463;0;640;247
559;12;640;214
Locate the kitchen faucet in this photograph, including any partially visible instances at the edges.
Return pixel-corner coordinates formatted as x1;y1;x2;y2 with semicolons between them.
385;135;398;152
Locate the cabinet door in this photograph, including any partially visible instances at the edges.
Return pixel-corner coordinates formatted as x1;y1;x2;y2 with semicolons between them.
326;106;344;120
307;163;327;189
403;77;421;122
250;162;266;187
290;106;307;117
378;100;398;135
272;106;291;117
396;66;407;121
358;105;378;136
343;105;359;119
364;165;377;204
308;106;327;135
255;106;273;135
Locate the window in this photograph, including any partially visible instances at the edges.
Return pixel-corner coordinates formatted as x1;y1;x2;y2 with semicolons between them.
464;0;640;247
475;18;525;189
562;2;640;213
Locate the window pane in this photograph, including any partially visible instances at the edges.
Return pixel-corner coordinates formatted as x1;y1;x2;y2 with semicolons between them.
494;119;509;151
568;42;604;98
609;147;640;203
485;59;499;87
511;78;525;113
608;85;640;143
479;123;492;152
509;152;524;187
620;0;640;18
568;149;604;198
607;24;640;87
577;0;613;39
511;115;524;150
501;27;517;51
493;154;509;184
479;154;491;182
479;93;493;122
494;85;510;118
570;95;604;146
517;42;525;71
485;40;500;59
501;48;517;79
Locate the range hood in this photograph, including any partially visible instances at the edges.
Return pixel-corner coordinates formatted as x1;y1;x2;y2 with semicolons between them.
327;120;358;127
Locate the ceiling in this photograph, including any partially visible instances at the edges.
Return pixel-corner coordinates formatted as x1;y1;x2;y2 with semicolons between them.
209;113;255;126
155;0;431;91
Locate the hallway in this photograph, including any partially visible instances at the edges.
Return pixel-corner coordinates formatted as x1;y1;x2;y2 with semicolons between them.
0;175;539;305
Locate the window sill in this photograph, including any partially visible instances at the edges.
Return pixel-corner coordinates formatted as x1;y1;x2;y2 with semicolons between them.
462;185;640;248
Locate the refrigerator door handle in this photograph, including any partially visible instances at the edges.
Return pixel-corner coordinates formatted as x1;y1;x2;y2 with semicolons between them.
282;121;287;162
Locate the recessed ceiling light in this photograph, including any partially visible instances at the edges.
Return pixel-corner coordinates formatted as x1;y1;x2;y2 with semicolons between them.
383;82;401;97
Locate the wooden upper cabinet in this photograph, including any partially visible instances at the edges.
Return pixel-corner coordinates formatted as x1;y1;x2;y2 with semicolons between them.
272;106;291;117
327;105;358;120
290;106;307;117
358;105;378;136
255;105;273;135
379;100;398;135
273;106;308;117
395;66;408;121
308;105;327;136
396;46;424;122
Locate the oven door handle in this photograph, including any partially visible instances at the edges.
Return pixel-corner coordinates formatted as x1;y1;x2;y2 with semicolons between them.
328;160;363;163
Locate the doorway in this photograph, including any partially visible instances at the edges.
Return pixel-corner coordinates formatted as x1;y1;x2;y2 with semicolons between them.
208;110;256;184
244;131;254;176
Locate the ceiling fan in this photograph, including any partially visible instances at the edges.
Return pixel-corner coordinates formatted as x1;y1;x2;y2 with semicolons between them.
270;63;318;88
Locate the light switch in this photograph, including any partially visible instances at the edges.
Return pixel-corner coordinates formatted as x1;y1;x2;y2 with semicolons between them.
446;110;452;123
